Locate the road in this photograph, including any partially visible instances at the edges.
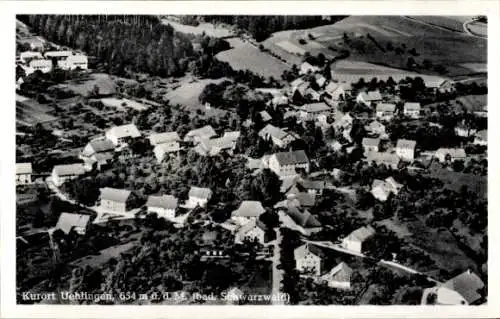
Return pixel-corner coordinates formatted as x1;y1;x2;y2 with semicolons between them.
463;20;487;39
271;229;285;305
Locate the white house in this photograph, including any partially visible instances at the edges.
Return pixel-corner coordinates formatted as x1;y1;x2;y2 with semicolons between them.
269;150;309;177
364;152;400;169
146;195;178;220
294;244;322;276
19;51;43;63
396;139;417;161
187;186;213;208
28;59;52;74
259;124;298;148
454;122;477;138
434;148;466;163
361;138;380;154
473;130;487;146
371;177;403;202
51;163;86;187
44;50;73;60
403;102;421;119
299;62;321;75
99;188;133;213
319;262;353;290
231;200;266;226
441;270;485;305
375;103;396;120
55;213;91;235
356;91;382;106
259;110;272;122
105;123;141;146
183;125;216;144
58;54;88;70
194;137;236;157
148;131;180;146
341;225;375;254
234;219;267;244
298;102;332;121
154;142;181;162
16;162;33;185
364;120;386;136
325;82;346;101
81;139;115;158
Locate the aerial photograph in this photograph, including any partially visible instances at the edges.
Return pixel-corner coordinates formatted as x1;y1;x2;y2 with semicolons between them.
15;14;487;305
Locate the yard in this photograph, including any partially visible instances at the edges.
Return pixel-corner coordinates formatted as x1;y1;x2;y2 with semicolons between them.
216;38;290;79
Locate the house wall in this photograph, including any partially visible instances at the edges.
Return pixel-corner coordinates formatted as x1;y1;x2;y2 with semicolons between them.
16;173;32;185
188;196;208;208
101;199;127;212
243;227;265;244
327;280;351;290
52;171;78;187
396;148;414;161
148;206;175;220
342;239;362;254
296;254;321;276
404;110;420;119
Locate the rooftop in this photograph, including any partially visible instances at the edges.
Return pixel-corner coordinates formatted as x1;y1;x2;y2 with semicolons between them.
232;201;265;218
404;102;421;111
362;137;380;147
148;132;181;145
300;102;331;114
16;162;32;175
443;270;484;304
359;90;382;101
344;225;375;243
376;103;396;113
99;187;132;203
274;150;309;166
56;213;91;234
147;195;178;210
107;123;141;139
53;163;86;177
189;186;213;199
396;139;417;150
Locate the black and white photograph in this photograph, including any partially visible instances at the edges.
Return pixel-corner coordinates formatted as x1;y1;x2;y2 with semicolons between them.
4;1;495;316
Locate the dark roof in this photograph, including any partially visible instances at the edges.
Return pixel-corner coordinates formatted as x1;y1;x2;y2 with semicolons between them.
287;207;321;228
443;271;485;304
100;187;132;203
89;139;115;153
146;195;178;210
274;150;309;166
56;213;91;234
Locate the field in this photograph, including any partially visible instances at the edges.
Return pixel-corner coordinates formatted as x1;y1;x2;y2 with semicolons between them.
262;16;486;78
162;19;235;38
466;21;487;37
57;73;117;97
426;165;487;198
16;95;58;126
216;38;290;78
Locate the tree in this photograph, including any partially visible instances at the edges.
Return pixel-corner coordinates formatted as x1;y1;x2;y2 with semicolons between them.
251;169;282;206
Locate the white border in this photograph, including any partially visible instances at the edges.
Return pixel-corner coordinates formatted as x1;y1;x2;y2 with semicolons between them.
1;1;498;318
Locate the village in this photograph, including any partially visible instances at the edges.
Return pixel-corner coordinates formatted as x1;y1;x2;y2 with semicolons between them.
15;15;487;306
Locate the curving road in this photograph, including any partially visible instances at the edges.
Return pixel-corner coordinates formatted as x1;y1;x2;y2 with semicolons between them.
463;20;487;39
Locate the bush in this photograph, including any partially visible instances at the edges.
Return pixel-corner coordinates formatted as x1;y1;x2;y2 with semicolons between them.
298;39;307;45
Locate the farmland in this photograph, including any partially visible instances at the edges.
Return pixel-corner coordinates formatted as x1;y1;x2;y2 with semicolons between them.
215;38;290;78
16;95;58;126
55;73;118;97
261;15;486;78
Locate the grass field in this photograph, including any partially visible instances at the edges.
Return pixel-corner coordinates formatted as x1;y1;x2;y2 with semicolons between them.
216;38;290;78
61;73;117;97
467;21;487;37
162;19;235;38
16;96;58;126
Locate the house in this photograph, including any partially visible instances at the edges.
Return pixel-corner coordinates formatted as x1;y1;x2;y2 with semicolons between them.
28;59;52;74
55;213;91;235
305;88;321;102
105;123;141;146
299;62;321;75
364;152;400;169
259;110;272;122
269;150;309;177
19;51;43;63
187;186;213;208
341;225;376;254
371;177;403;202
258;124;298;148
16;163;33;185
364;120;386;136
334;113;354;130
434;148;466;163
473;130;487;146
356;90;382;106
223;131;241;141
297;179;326;196
319;262;353;290
454;122;477;138
99;187;134;213
279;205;322;236
324;82;347;101
298;102;332;121
58;54;88;70
148;131;180;146
375;103;396;120
362;138;380;153
146;195;178;220
290;78;305;92
184;125;217;144
194;137;236;156
51;164;86;187
81;139;115;158
315;74;327;88
426;79;455;93
44;50;73;60
403;102;421;119
231;200;266;226
154;142;181;162
442;270;485;305
234;219;267;244
294;244;323;276
292;82;310;102
395;139;417;161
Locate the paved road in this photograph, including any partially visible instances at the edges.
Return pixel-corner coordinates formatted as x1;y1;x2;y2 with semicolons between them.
271;229;285;305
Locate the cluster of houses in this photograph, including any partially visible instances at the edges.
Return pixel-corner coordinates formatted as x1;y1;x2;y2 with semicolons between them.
16;49;88;77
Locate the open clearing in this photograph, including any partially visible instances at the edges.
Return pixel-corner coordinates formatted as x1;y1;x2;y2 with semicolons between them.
466;21;487;38
16;96;57;126
216;38;289;79
162;19;235;38
70;241;137;268
58;73;117;97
